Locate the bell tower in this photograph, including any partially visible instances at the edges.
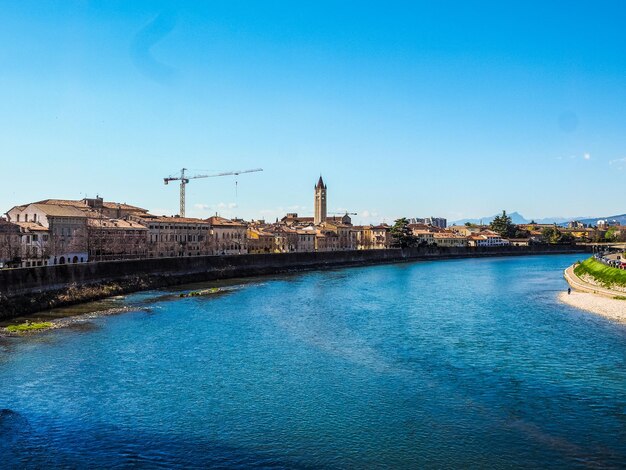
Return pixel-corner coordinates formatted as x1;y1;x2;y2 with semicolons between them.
314;176;327;225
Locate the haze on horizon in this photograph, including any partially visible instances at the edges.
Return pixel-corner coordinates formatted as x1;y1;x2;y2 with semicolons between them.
1;1;625;225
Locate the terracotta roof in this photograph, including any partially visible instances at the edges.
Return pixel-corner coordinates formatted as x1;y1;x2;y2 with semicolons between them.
207;216;246;227
0;219;21;232
433;233;466;239
146;216;210;225
88;219;148;230
101;202;148;212
31;204;87;218
15;221;49;232
282;215;314;223
248;228;274;237
33;199;85;207
33;199;148;213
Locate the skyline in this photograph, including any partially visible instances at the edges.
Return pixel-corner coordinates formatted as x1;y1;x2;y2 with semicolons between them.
2;1;626;224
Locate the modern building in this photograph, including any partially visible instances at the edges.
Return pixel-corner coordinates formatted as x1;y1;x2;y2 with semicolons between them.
425;217;447;229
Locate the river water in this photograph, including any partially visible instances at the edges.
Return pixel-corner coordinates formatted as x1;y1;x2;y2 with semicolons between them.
1;254;626;468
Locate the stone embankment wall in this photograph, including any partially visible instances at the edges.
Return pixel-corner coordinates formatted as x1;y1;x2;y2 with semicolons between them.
0;245;588;319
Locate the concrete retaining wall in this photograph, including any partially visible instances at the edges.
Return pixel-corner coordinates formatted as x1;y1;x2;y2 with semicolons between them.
0;245;588;319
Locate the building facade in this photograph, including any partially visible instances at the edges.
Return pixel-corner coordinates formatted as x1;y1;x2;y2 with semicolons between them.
6;203;89;265
140;216;213;258
207;216;248;255
0;219;21;267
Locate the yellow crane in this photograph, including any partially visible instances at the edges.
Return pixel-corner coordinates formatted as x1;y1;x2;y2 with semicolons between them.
164;167;263;217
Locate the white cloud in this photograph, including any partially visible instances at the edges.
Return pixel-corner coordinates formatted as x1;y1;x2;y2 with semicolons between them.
194;203;210;210
360;210;379;219
609;157;626;170
217;202;238;209
557;152;591;161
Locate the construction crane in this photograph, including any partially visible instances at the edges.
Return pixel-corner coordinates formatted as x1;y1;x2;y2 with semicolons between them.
163;167;263;217
327;211;357;222
328;212;358;217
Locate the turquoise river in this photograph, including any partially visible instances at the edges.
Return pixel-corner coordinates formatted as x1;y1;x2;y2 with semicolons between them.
2;254;626;468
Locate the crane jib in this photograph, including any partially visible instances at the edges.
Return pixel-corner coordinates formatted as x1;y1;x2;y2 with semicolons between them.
163;167;263;217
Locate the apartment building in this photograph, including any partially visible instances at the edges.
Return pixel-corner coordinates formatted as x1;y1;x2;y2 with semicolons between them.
6;203;88;265
139;215;213;258
207;216;248;255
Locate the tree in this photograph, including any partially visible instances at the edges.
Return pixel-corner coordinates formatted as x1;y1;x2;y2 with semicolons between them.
541;225;572;244
605;228;618;243
390;218;418;248
490;210;516;238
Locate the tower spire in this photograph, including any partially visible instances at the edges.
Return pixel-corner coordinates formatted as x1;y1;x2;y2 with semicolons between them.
316;175;325;189
314;175;327;225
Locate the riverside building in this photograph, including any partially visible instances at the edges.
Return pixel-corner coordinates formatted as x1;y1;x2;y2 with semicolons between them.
6;203;89;266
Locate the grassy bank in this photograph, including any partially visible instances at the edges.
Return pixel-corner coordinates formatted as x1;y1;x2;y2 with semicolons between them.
5;321;53;333
574;257;626;289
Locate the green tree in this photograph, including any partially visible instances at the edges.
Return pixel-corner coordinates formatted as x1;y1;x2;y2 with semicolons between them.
490;210;516;238
541;225;571;244
390;218;418;248
605;227;618;242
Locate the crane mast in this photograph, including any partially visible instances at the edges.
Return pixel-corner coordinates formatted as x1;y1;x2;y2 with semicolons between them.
164;167;263;217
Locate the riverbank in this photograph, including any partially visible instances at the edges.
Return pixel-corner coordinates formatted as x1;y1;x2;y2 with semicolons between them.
561;263;626;322
0;305;153;338
558;292;626;323
1;246;588;320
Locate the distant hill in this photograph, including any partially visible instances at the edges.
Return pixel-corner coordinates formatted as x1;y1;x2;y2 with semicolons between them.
576;214;626;226
450;212;626;227
452;212;529;226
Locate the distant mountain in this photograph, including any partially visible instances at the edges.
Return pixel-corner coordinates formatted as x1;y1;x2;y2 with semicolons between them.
452;212;528;226
576;214;626;226
450;212;626;227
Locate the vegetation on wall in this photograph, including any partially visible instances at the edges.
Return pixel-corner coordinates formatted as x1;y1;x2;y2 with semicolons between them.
574;257;626;288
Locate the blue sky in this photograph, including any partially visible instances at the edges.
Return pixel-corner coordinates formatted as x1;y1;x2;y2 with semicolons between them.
1;1;625;224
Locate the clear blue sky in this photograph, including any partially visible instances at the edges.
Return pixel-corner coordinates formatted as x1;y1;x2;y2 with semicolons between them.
1;1;625;224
